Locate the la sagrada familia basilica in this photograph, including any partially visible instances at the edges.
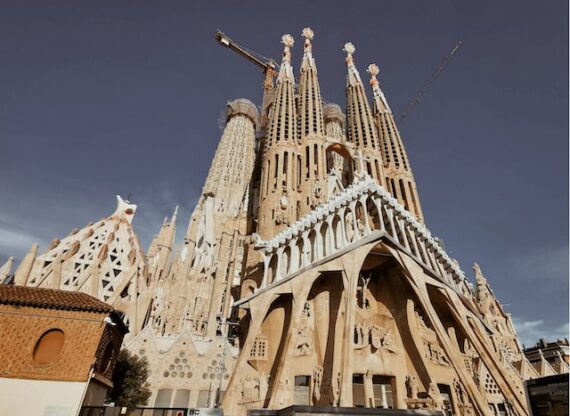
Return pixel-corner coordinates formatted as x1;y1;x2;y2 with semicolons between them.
1;28;545;415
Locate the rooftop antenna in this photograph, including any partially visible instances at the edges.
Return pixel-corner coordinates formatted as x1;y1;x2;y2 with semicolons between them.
399;41;463;122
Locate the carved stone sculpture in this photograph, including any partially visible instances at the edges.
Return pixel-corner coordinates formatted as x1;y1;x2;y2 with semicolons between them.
406;375;419;399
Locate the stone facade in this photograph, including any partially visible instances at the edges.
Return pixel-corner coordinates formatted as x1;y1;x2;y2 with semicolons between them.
1;28;539;416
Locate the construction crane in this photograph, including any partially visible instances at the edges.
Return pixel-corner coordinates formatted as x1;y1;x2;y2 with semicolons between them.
399;41;463;122
215;30;278;126
216;30;462;125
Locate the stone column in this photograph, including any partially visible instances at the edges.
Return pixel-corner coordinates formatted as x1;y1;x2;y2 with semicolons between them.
339;265;359;406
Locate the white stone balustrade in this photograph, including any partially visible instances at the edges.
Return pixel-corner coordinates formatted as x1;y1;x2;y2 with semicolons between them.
255;175;471;297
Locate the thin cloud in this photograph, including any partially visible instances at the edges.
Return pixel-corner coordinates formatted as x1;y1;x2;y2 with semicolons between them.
0;181;200;265
511;244;569;292
130;181;200;250
0;224;45;259
513;316;569;347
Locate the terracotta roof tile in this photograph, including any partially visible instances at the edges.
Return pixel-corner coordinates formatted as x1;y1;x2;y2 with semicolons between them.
0;284;115;313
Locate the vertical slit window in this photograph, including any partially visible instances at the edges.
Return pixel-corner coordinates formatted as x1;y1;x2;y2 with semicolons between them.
305;146;310;179
297;155;302;187
283;152;289;187
314;144;319;177
399;179;409;210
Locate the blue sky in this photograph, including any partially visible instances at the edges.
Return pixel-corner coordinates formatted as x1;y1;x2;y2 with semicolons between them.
0;0;567;346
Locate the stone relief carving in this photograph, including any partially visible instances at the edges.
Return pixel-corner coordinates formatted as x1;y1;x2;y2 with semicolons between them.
295;325;313;356
356;217;365;236
462;339;478;378
310;183;323;209
302;302;311;318
354;322;397;353
354;322;369;348
454;379;474;416
356;273;371;310
241;374;271;403
345;215;355;242
275;191;290;226
497;339;516;363
415;309;430;331
323;371;342;406
415;309;451;366
405;375;419;399
313;180;323;199
370;325;398;353
454;378;467;405
279;193;289;210
311;364;323;403
424;339;451;366
329;152;345;177
294;302;314;356
427;382;445;411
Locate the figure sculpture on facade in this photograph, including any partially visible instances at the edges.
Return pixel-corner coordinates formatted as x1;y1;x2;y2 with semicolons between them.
406;375;419;399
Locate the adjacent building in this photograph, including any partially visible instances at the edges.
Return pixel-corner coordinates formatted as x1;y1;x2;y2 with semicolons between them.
0;285;127;416
524;339;569;378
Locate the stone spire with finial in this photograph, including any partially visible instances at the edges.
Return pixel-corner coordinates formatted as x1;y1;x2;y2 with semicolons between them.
367;62;424;222
296;27;328;216
343;42;384;186
298;27;324;140
258;33;300;237
367;63;392;114
277;33;295;81
266;33;297;146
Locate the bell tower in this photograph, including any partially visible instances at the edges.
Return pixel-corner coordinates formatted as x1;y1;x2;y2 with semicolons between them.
368;63;424;222
297;28;329;216
257;34;299;239
344;43;386;186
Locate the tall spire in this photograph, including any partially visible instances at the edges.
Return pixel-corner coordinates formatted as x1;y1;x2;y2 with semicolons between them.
344;43;362;87
367;63;391;114
293;28;329;216
278;34;294;81
266;34;297;147
201;99;258;219
258;34;300;237
368;63;424;222
147;206;178;284
171;205;179;224
343;43;385;184
298;27;324;139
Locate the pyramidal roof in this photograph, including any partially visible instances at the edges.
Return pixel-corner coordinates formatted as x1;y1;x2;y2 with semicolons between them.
15;195;149;334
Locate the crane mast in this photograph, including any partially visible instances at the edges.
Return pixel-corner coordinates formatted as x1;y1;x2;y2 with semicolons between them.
216;30;277;128
399;41;463;121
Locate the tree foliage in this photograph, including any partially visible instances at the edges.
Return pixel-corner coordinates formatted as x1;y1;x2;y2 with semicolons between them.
108;349;152;407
